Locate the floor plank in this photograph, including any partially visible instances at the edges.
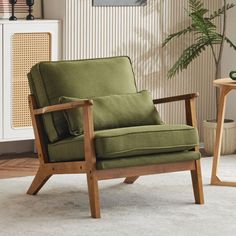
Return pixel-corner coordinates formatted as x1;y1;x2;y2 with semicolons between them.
0;153;39;179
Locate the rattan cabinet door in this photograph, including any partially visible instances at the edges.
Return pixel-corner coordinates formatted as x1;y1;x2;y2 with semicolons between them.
2;20;60;141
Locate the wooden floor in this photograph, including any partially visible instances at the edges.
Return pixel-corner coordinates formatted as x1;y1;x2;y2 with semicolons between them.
0;153;39;179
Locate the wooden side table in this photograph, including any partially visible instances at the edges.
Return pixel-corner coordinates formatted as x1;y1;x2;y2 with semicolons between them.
211;78;236;187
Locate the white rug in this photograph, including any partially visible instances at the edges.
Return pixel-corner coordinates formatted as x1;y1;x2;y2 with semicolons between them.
1;157;236;236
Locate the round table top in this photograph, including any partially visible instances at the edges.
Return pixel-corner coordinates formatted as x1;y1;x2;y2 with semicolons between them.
214;78;236;88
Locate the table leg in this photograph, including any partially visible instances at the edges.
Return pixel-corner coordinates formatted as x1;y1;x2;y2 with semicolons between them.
211;87;236;186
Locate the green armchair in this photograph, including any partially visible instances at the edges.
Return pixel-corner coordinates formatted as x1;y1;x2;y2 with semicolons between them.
27;56;204;218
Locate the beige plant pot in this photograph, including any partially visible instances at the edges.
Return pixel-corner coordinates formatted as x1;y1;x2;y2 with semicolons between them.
203;119;236;155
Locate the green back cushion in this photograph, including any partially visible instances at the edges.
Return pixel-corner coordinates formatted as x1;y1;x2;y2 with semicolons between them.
28;56;137;142
59;91;163;135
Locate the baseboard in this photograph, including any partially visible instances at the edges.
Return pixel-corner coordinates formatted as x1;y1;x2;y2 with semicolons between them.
0;140;34;156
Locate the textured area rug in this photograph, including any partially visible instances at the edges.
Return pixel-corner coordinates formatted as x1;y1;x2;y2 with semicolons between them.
1;157;236;236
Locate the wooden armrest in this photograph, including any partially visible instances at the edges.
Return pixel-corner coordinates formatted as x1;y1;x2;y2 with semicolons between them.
152;92;199;129
153;93;199;105
28;94;96;166
33;99;93;115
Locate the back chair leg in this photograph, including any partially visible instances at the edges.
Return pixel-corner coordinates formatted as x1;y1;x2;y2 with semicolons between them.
27;166;52;195
87;174;101;218
191;160;204;204
124;176;139;184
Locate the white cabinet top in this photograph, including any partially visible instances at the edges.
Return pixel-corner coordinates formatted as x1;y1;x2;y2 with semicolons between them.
0;19;60;24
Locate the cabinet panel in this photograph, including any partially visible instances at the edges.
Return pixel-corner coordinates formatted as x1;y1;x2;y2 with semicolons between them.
2;21;61;141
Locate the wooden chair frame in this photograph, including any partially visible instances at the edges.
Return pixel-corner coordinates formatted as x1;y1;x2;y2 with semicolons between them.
27;92;204;218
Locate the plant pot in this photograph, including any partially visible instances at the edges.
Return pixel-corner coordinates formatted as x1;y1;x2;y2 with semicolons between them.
203;119;236;155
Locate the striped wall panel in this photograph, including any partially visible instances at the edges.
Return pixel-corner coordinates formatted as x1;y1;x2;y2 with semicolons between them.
0;0;28;13
56;0;222;140
0;0;42;17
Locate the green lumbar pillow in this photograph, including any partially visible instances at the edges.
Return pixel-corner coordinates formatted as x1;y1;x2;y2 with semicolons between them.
59;90;163;135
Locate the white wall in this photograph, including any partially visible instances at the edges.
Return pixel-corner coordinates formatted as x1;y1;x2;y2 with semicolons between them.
222;0;236;120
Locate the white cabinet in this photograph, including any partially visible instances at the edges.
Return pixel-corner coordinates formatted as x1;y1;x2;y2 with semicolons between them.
0;20;61;142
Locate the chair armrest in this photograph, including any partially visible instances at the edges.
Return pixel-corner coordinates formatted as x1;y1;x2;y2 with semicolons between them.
153;93;199;128
33;99;93;116
153;93;199;105
28;94;96;166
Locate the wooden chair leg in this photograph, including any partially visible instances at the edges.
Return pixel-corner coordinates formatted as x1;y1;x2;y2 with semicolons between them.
191;160;204;204
87;174;101;218
27;166;52;195
124;176;139;184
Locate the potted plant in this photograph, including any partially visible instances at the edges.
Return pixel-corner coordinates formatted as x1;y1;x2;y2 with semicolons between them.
162;0;236;155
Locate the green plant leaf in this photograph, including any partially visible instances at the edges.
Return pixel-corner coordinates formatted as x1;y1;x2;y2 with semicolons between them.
163;0;236;79
162;26;194;47
209;3;235;20
222;36;236;50
189;0;204;13
168;40;209;78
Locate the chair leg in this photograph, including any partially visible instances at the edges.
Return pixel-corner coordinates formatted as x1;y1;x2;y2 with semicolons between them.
124;176;139;184
27;166;52;195
191;160;204;204
87;174;101;218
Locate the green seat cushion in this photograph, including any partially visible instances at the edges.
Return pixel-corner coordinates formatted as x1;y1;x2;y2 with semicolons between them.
28;56;137;142
59;91;163;135
48;124;199;162
96;151;201;170
95;125;198;158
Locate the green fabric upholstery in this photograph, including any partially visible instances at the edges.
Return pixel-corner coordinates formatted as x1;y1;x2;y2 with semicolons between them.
28;56;200;171
95;125;198;159
96;151;201;170
48;125;199;162
28;56;137;142
59;91;163;136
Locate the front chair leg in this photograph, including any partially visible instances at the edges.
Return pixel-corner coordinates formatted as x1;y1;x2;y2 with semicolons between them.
124;176;139;184
191;160;204;204
27;166;52;195
86;173;101;218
